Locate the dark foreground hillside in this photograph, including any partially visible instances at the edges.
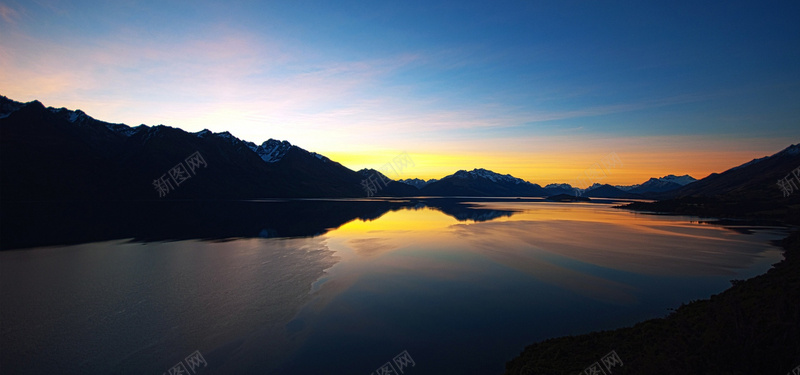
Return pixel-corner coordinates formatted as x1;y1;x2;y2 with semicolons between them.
504;228;800;375
505;144;800;374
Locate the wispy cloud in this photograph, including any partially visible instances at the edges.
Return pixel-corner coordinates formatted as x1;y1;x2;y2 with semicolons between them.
0;3;20;24
1;11;725;146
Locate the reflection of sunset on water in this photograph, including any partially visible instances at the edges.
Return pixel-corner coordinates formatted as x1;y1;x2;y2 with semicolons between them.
317;202;784;306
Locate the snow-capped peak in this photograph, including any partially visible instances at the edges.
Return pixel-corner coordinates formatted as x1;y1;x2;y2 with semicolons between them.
615;184;639;191
0;96;25;119
585;183;605;191
216;131;239;142
399;178;437;189
251;138;293;163
780;143;800;156
46;106;92;124
195;129;213;138
654;174;696;186
193;129;246;146
447;168;531;185
310;152;330;162
105;123;144;137
544;183;573;189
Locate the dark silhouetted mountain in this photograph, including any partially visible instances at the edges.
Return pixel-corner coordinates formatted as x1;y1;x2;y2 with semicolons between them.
8;95;786;205
583;184;643;198
658;144;800;200
543;183;577;196
420;168;547;197
0;96;374;200
622;143;800;224
398;178;437;189
357;169;420;196
507;146;800;375
543;175;695;196
627;174;696;194
243;137;294;163
504;230;800;375
2;96;539;201
630;180;682;194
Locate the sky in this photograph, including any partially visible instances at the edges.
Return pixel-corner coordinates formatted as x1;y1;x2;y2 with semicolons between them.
1;0;799;186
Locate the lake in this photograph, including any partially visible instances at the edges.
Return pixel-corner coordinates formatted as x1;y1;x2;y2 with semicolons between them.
0;199;788;374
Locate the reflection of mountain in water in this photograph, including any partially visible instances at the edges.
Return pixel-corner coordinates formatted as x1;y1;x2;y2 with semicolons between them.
0;199;519;250
425;201;514;222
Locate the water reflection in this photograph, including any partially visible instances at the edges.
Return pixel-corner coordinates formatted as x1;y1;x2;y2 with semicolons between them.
452;203;782;277
0;198;519;250
0;200;789;375
287;203;785;374
0;237;339;374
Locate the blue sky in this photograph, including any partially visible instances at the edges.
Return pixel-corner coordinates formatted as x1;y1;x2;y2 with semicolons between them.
1;0;799;184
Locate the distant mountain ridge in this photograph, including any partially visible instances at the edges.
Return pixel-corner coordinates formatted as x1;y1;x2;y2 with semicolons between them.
1;95;795;201
357;169;419;196
662;143;800;200
247;138;293;163
398;178;437;189
420;168;548;197
0;96;366;200
575;174;698;198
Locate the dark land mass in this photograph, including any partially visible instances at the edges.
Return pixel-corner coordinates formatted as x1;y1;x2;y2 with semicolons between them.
504;229;799;375
504;144;800;375
621;195;800;226
0;96;560;201
584;184;642;199
0;98;367;200
419;169;549;197
3;96;800;372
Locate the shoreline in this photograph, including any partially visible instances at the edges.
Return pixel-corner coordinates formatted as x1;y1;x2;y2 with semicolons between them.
503;199;800;374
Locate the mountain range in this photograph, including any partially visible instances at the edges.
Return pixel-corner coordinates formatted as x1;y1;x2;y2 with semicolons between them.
1;96;797;202
574;174;698;198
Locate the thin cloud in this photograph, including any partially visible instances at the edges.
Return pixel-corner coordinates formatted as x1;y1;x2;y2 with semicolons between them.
0;3;19;24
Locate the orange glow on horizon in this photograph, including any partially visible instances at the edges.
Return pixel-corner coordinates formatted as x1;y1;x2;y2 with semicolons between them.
324;148;774;188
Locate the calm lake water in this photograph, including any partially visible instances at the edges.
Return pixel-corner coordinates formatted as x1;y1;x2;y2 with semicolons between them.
0;199;788;374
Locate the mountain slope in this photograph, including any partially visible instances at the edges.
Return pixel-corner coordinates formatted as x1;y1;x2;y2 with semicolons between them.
583;184;642;198
358;169;420;196
543;183;577;196
504;230;800;375
505;146;800;375
668;144;800;200
0;96;367;200
420;168;548;197
398;178;437;189
628;174;696;194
